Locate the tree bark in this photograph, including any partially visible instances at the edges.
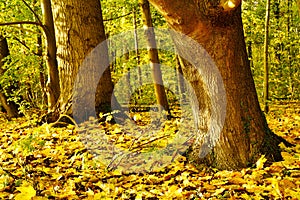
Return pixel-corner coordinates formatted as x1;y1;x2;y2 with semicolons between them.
41;0;60;111
263;0;270;113
139;0;170;115
36;30;48;105
148;0;284;170
51;0;114;122
0;35;19;119
175;55;185;103
132;8;143;91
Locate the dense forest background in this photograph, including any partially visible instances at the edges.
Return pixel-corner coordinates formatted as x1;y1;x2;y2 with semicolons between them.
0;0;299;114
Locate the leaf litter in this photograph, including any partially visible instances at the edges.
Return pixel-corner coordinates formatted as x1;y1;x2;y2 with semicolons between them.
0;102;299;199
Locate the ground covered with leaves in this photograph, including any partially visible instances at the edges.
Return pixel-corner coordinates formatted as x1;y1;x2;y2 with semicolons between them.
0;102;299;199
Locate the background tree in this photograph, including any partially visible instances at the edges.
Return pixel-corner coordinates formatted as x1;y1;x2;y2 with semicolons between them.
133;7;143;93
175;55;186;104
0;35;19;118
263;0;271;113
0;0;44;115
41;0;60;111
139;0;170;115
148;0;288;170
51;0;114;122
243;0;300;101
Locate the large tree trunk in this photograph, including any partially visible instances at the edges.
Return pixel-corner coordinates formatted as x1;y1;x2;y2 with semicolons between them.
148;0;284;170
51;0;114;122
0;35;19;119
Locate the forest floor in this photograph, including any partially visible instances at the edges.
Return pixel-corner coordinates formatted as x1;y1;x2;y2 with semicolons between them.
0;101;299;199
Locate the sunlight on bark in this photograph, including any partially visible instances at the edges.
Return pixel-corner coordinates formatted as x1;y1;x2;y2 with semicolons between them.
221;0;241;11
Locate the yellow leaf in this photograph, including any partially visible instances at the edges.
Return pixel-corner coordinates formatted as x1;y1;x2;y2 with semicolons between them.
15;185;36;200
211;178;228;186
228;177;246;185
168;185;178;193
112;127;122;134
135;192;143;200
133;114;142;121
213;187;225;196
94;192;108;200
256;155;267;170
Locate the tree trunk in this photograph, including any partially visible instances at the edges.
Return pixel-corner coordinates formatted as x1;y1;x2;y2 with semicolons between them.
0;93;19;119
123;47;132;101
51;0;114;122
148;0;284;170
121;7;132;101
286;0;294;99
247;41;254;70
139;0;170;115
132;8;143;91
36;30;48;105
41;0;60;110
0;35;19;119
263;0;270;113
175;55;185;103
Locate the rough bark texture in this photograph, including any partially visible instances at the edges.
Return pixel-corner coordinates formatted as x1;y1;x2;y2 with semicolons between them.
149;0;284;170
0;35;19;119
51;0;114;122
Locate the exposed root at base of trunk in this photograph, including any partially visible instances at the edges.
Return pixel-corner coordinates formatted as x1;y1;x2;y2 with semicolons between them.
260;129;295;164
185;129;295;171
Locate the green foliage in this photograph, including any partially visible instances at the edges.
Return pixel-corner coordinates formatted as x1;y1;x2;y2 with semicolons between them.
242;0;300;102
101;0;138;35
129;83;179;107
0;0;298;115
1;53;44;110
102;0;177;111
0;0;45;112
17;133;45;153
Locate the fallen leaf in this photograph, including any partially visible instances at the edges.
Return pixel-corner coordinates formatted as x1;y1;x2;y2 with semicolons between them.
256;155;267;170
15;185;36;200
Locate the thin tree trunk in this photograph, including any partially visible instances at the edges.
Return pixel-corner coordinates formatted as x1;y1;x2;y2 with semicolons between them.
286;0;294;99
41;0;60;111
123;47;132;101
247;41;253;70
175;55;185;103
263;0;270;113
32;0;47;106
122;8;132;99
36;30;47;105
139;0;170;115
274;0;281;77
133;8;143;89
